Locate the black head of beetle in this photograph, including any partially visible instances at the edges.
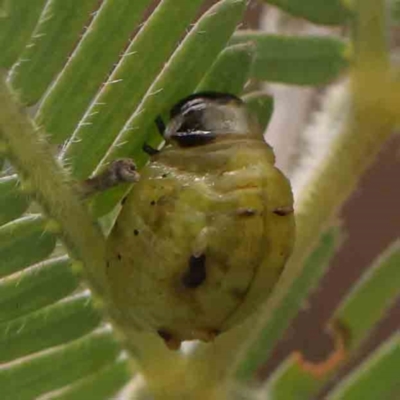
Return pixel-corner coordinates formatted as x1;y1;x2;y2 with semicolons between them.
163;92;258;148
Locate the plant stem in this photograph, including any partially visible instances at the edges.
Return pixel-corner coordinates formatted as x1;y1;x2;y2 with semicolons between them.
264;0;393;301
186;0;397;396
281;0;392;289
0;75;109;296
0;75;183;387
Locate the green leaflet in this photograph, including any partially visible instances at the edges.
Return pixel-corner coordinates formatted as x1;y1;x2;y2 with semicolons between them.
41;359;131;400
0;214;56;278
0;0;47;68
0;291;101;363
232;32;348;85
0;328;122;400
0;174;29;226
10;0;100;105
334;241;400;348
0;256;78;323
197;42;255;95
326;334;400;400
62;0;204;179
261;0;350;26
242;91;274;132
35;0;153;143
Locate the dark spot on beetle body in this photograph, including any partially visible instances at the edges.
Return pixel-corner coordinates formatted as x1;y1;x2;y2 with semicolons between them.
117;254;122;260
134;229;139;236
150;200;156;206
182;254;206;288
273;206;294;216
162;173;168;178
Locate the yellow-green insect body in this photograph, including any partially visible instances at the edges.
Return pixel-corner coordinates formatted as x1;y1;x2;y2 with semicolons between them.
106;93;295;349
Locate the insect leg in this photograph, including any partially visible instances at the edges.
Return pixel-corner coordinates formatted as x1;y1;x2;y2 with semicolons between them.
142;116;165;155
142;143;160;156
155;116;166;137
79;158;139;198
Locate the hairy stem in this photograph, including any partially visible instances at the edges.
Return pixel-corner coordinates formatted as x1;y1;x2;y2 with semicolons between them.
186;0;397;395
0;76;184;386
0;75;109;295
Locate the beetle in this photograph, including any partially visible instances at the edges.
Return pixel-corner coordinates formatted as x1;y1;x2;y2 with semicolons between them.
102;92;295;350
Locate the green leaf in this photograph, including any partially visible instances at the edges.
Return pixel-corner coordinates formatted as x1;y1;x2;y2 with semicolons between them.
0;256;78;323
233;227;341;382
0;174;29;226
0;214;56;278
0;328;123;400
326;334;400;400
35;0;153;143
242;91;274;131
0;291;101;363
90;0;247;216
9;0;100;105
334;240;400;348
63;0;204;179
265;359;322;400
261;0;350;26
231;32;348;85
197;42;255;95
0;0;47;68
42;358;131;400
